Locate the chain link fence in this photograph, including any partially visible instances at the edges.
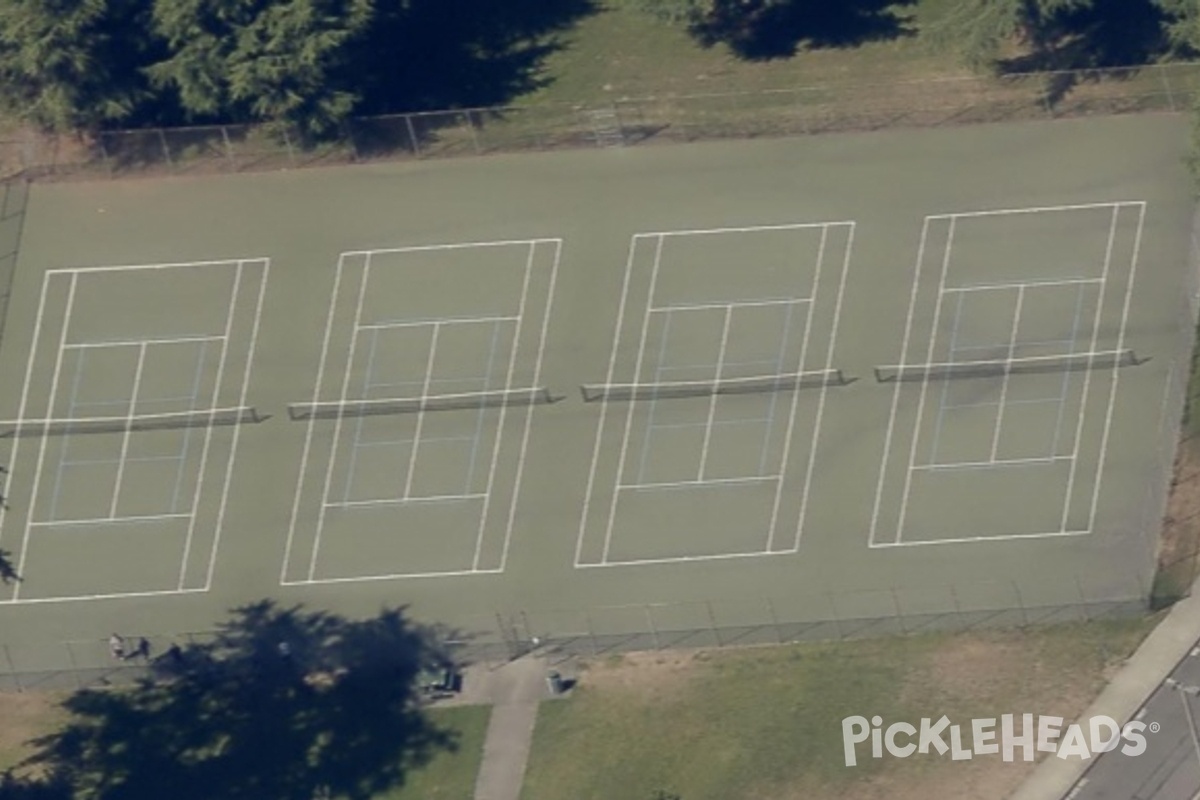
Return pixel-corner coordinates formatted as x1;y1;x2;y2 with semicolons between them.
0;62;1197;182
0;573;1147;692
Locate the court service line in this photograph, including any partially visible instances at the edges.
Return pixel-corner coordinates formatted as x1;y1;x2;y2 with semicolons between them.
282;254;347;585
1087;202;1146;533
990;285;1025;461
575;234;641;567
464;321;505;495
307;256;372;582
792;221;855;551
62;334;226;350
768;222;829;552
697;306;735;481
634;298;676;484
912;455;1073;472
758;301;798;476
205;259;270;591
601;234;665;565
343;238;559;257
110;342;148;518
869;219;933;548
928;200;1140;220
2;586;207;605
869;529;1090;548
1060;205;1119;531
927;291;967;464
499;239;563;573
285;566;501;586
649;296;811;313
647;220;856;238
472;241;536;571
51;257;264;275
178;260;243;591
1;272;51;560
30;512;192;527
1049;285;1090;459
617;474;781;492
328;493;486;509
896;217;957;544
357;314;519;330
14;274;78;601
171;341;211;513
942;277;1101;294
578;548;794;569
402;321;442;500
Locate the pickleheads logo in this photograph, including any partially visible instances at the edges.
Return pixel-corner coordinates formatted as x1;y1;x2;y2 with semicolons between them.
841;714;1151;766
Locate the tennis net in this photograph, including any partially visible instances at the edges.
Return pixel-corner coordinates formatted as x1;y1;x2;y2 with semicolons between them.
580;369;845;403
288;387;553;420
873;349;1137;383
0;406;260;437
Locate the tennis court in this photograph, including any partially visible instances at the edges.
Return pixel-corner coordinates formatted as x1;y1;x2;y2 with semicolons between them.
0;113;1191;662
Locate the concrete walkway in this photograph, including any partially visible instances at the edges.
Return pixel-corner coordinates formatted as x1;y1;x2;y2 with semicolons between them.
1010;589;1200;800
470;656;550;800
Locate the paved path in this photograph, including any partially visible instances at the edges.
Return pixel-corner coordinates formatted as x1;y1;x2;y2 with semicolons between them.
1010;589;1200;800
470;656;550;800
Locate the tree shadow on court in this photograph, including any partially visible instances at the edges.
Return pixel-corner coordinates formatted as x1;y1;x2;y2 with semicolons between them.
351;0;597;116
8;600;457;800
688;0;917;61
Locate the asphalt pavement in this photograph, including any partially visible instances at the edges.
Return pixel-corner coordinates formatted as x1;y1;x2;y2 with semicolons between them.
1067;645;1200;800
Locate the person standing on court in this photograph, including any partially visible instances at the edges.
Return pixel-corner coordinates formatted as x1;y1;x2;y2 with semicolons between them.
109;634;125;660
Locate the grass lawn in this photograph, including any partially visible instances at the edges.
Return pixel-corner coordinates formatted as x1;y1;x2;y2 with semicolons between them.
521;0;972;107
0;692;489;799
521;618;1158;800
379;704;491;800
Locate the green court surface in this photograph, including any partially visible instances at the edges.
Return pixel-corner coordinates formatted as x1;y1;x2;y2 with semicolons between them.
0;114;1193;670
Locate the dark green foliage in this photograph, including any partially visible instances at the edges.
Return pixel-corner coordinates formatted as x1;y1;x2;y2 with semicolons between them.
926;0;1169;72
147;0;374;137
3;601;455;800
688;0;915;60
0;0;156;131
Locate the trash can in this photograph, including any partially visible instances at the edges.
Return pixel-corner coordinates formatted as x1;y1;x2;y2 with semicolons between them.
546;670;563;695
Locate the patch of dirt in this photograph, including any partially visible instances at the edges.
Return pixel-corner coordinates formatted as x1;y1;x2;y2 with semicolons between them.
576;649;706;698
1157;441;1200;591
0;690;65;773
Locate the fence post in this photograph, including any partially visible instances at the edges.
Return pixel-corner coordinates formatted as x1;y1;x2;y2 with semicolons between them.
705;600;722;647
827;592;843;640
157;128;173;171
220;125;236;170
1075;574;1091;622
949;584;963;631
464;111;481;155
645;605;661;650
766;596;783;643
281;127;296;167
404;114;421;158
1011;580;1028;627
585;611;599;656
3;643;20;692
65;641;84;689
1160;63;1179;113
891;588;906;634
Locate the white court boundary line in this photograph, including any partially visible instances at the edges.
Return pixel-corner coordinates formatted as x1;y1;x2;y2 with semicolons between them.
2;257;267;604
577;220;854;568
283;239;560;585
869;201;1144;550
